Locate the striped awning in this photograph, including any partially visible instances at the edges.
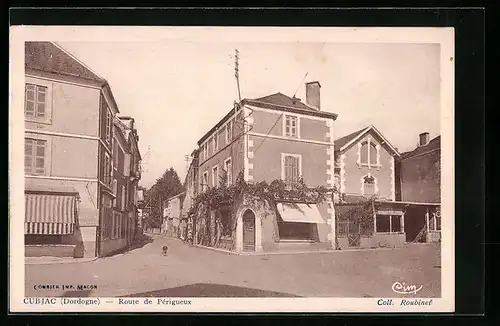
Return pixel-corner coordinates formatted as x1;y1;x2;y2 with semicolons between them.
25;193;77;235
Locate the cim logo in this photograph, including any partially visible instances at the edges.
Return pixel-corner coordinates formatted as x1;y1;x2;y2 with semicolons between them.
392;281;423;295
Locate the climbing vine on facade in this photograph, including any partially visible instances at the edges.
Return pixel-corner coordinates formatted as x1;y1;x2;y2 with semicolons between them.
188;171;336;248
188;171;379;248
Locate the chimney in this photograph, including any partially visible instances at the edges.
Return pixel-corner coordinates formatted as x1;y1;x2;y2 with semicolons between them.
419;132;430;146
305;81;321;110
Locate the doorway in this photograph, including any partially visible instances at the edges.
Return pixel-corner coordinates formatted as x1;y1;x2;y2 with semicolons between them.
242;210;256;251
404;206;427;242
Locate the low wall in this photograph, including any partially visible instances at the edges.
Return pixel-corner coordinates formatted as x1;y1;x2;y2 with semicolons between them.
337;232;406;249
426;230;441;243
371;233;406;247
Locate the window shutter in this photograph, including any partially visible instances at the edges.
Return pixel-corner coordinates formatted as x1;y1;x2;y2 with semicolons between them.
292;156;299;183
112;179;118;207
34;140;46;174
25;139;33;173
124;154;131;177
122;185;126;211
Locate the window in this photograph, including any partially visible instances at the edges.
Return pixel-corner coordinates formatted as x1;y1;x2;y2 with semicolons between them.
104;153;112;185
376;214;403;233
121;185;126;211
282;154;301;185
278;222;314;240
105;110;112;145
25;84;47;119
359;139;379;167
224;158;232;186
429;210;441;231
334;174;340;191
112;179;118;207
203;143;208;161
213;135;219;154
201;171;208;191
112;212;123;239
212;165;219;188
226;120;233;143
25;138;46;175
362;175;376;196
101;199;112;240
113;141;119;169
284;115;298;138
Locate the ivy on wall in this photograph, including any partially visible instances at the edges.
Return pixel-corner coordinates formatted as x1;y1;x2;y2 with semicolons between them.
188;171;377;249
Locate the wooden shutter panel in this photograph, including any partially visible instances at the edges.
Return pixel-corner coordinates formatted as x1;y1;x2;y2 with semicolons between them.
284;156;291;183
292;156;299;183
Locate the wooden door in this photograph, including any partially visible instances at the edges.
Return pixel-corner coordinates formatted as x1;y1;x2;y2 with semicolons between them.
242;210;255;251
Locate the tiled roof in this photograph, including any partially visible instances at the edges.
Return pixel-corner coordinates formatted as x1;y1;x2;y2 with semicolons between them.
25;41;105;83
399;135;441;160
247;92;318;112
334;127;368;150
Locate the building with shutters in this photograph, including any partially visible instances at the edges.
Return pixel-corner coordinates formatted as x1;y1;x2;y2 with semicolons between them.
23;41;141;258
332;125;407;248
331;127;440;248
162;192;186;237
195;81;339;252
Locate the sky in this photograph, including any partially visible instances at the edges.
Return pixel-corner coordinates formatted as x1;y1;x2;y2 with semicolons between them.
58;40;440;188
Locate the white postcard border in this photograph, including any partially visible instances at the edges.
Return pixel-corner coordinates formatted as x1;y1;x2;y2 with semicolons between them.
9;26;454;313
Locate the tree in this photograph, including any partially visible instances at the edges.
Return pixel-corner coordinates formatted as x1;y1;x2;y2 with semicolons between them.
144;167;184;229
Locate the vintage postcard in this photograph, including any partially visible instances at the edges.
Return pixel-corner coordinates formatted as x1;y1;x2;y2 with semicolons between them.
9;26;454;313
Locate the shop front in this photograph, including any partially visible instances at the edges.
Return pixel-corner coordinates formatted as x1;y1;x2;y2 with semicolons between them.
24;187;80;258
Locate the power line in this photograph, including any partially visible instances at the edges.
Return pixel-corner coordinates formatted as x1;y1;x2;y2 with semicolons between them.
292;42;327;98
292;72;309;98
253;114;283;154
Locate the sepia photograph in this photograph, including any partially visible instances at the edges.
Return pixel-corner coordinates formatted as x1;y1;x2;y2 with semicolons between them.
9;26;454;312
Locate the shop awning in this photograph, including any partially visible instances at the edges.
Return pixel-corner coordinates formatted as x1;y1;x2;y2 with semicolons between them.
25;192;77;235
276;202;326;224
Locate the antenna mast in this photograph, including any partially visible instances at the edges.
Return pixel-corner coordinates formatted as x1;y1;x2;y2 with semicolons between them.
235;49;242;103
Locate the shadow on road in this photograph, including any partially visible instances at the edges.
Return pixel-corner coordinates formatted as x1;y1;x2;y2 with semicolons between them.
122;283;301;297
105;234;154;257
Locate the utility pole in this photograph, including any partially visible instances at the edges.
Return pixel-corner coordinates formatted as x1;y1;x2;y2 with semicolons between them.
235;49;241;103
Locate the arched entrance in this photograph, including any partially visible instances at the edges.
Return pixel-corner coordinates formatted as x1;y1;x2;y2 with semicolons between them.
242;210;256;251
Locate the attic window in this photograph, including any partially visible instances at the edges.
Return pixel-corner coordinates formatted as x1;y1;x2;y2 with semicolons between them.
358;138;380;168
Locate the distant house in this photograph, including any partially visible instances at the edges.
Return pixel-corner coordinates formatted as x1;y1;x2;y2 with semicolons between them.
195;81;338;252
395;132;441;243
333;125;409;248
162;192;186;237
24;41;141;258
180;149;199;239
396;132;441;203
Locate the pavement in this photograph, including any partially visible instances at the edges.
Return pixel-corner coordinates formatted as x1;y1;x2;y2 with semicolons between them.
25;234;441;298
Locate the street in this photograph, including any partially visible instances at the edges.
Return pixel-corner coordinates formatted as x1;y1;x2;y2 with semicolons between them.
25;234;441;298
